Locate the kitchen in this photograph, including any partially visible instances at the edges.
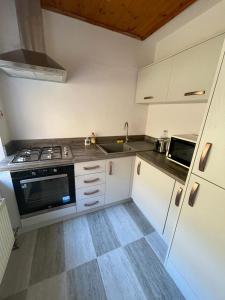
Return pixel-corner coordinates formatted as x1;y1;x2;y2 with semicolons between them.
0;0;225;299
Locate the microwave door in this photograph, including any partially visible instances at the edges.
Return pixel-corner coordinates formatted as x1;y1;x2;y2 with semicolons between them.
168;138;195;168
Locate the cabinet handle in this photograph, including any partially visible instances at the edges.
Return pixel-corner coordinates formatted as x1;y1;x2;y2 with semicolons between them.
84;189;99;196
109;161;113;175
184;90;205;96
144;96;154;100
188;182;200;207
84;200;99;207
83;165;100;170
84;178;100;184
199;143;212;172
175;187;183;207
137;161;141;175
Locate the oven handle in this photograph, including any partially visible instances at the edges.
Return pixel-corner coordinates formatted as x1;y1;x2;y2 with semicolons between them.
20;174;67;184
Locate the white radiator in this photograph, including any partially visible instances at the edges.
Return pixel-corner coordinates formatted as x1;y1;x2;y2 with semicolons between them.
0;198;14;284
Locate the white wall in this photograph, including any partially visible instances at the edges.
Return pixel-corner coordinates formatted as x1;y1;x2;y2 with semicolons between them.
144;0;225;138
1;7;147;140
0;77;10;145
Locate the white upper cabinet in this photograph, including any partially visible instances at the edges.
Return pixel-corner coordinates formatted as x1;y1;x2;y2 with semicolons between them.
136;35;224;104
167;174;225;300
105;157;134;204
192;50;225;189
167;35;224;103
135;58;172;103
132;157;175;234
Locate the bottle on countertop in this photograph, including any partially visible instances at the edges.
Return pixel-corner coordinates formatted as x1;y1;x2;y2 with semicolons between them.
161;129;169;139
90;132;96;144
85;137;91;146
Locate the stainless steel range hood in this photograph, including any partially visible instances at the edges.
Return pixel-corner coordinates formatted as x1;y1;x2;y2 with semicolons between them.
0;0;67;82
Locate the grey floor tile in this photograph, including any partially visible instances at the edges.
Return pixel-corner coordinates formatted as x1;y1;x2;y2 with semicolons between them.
145;232;168;263
67;259;107;300
29;222;65;285
27;273;67;300
98;247;147;300
63;216;96;270
0;231;37;299
87;210;120;256
125;238;184;300
106;205;143;246
123;201;155;235
1;290;27;300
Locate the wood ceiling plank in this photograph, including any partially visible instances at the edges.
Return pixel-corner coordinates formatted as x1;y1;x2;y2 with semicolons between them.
41;0;198;40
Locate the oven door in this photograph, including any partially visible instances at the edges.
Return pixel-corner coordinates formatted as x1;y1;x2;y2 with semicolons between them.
12;166;75;216
167;137;196;168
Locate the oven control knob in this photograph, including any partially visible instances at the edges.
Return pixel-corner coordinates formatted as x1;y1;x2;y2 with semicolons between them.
53;168;57;173
31;171;36;176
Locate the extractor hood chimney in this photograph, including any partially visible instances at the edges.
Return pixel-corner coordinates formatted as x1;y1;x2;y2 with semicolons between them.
0;0;67;83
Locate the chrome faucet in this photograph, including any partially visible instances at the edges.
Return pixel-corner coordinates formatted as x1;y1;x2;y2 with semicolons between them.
124;122;129;143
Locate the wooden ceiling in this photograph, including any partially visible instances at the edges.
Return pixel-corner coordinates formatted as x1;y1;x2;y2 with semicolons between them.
41;0;197;40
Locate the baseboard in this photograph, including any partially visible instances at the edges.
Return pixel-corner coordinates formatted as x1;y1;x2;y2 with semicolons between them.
165;259;199;300
19;198;131;233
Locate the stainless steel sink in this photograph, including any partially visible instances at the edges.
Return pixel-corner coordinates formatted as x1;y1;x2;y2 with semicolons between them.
97;143;134;154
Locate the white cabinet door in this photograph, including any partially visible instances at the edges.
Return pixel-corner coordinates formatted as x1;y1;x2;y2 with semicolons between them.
135;58;172;103
168;174;225;300
167;35;224;103
163;182;184;245
193;51;225;189
132;157;175;234
105;156;134;204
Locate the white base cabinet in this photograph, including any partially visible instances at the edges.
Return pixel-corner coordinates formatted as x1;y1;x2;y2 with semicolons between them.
132;157;175;235
167;174;225;300
105;157;134;204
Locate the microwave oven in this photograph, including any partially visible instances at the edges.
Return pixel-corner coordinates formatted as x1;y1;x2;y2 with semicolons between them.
167;134;198;168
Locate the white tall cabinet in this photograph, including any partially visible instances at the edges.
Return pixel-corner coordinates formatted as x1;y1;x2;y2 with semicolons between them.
166;42;225;300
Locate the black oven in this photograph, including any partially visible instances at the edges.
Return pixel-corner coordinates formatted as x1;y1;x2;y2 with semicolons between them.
11;165;75;216
167;135;197;168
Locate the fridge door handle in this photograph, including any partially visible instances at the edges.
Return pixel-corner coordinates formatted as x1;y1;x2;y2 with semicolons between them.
199;143;212;172
175;187;183;207
188;182;200;207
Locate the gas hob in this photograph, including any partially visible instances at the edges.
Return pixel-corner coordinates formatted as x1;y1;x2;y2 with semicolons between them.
12;146;71;163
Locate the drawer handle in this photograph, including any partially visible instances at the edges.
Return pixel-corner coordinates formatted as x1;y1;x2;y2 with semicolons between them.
137;161;141;175
83;165;100;170
184;90;205;96
175;187;183;207
84;189;99;196
188;182;200;207
84;200;99;207
109;161;112;175
144;96;154;100
199;143;212;172
84;178;100;184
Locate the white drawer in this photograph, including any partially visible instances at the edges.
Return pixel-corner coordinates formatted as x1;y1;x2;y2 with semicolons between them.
76;184;105;201
75;160;106;176
75;172;105;188
77;195;105;212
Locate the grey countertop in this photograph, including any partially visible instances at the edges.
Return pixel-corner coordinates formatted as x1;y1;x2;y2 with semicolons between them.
0;141;188;184
137;151;188;185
